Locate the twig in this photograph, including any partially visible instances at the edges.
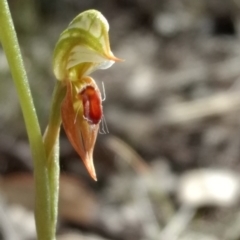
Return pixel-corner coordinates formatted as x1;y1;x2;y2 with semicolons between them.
160;92;240;125
159;205;196;240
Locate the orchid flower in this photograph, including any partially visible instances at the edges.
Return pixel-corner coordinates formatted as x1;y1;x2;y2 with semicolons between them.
53;10;122;180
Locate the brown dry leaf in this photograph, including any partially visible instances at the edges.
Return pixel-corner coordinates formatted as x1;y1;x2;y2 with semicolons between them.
0;174;35;209
59;174;99;225
0;174;99;226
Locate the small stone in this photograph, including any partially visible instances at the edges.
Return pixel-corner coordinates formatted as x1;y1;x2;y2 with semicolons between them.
178;169;240;207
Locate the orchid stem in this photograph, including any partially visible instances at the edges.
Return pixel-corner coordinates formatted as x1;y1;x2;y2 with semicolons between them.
44;82;66;157
43;81;66;231
0;0;58;239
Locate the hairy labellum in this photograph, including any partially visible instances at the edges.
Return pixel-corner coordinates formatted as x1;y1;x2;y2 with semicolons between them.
79;86;102;124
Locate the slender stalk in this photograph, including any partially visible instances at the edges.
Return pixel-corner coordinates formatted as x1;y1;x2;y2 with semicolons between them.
43;81;66;231
44;82;66;158
0;0;55;239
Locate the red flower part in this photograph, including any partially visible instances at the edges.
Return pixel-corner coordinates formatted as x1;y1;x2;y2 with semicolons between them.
80;86;103;124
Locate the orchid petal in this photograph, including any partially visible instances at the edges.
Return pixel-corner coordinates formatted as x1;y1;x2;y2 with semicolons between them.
61;77;102;180
53;10;123;81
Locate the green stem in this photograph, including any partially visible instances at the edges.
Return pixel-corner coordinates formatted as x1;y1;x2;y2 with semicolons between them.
43;81;66;231
0;0;56;239
44;82;66;158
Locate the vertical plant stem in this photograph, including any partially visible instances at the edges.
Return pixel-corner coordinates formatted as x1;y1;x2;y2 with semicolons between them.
0;0;56;239
43;81;66;231
44;82;66;158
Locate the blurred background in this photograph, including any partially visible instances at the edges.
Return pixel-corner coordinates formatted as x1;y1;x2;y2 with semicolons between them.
1;0;240;239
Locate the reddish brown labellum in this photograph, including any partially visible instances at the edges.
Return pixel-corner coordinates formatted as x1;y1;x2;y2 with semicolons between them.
79;86;102;124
